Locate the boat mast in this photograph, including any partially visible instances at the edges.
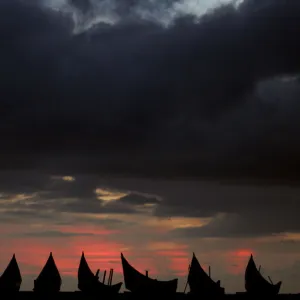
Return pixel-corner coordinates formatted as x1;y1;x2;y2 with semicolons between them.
110;269;114;286
108;269;113;286
268;276;273;284
102;270;107;283
183;264;191;293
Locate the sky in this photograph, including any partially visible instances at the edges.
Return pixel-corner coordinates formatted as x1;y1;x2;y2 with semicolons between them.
1;0;300;293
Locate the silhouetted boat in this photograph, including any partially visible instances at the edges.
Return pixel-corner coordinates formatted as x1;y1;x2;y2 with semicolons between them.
33;252;62;293
187;253;224;295
0;254;22;292
245;254;281;295
121;253;178;294
78;252;122;294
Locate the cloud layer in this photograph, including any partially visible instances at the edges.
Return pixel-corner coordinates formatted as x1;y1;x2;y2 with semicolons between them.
1;0;300;179
1;172;300;239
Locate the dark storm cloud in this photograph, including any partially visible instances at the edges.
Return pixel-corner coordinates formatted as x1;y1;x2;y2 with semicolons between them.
1;0;300;179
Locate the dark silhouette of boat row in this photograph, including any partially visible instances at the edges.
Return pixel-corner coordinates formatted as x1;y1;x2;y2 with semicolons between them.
0;252;282;295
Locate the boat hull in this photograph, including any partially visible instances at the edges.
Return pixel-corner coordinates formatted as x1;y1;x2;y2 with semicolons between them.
78;281;122;294
33;279;61;293
0;282;21;292
121;253;177;294
245;280;282;295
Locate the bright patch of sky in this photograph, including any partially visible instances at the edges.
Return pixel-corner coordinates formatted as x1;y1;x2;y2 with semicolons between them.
43;0;244;33
95;188;127;201
51;175;76;182
173;0;236;17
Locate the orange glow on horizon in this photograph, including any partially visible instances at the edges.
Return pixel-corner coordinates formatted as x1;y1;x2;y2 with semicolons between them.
225;249;254;275
0;216;271;292
235;249;253;257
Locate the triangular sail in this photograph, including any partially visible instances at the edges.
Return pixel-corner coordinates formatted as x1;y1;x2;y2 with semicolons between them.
189;253;214;283
245;254;281;295
188;253;224;295
121;253;147;283
0;254;22;291
34;252;61;292
78;252;96;281
245;255;268;285
36;252;61;282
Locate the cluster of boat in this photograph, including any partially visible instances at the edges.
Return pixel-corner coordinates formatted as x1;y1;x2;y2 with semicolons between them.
0;252;282;295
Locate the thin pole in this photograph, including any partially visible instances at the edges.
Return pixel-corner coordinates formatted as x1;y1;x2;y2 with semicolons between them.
102;270;107;283
268;276;273;284
183;264;191;293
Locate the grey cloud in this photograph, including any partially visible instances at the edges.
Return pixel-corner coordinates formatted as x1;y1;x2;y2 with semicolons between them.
57;198;138;214
151;181;300;217
18;230;95;237
90;177;300;237
0;172;160;223
57;192;160;214
39;176;98;201
0;171;98;204
0;203;137;229
0;0;300;179
65;0;179;27
163;183;300;237
66;215;134;226
1;194;138;218
0;171;50;194
171;211;300;238
0;209;55;224
118;193;160;205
